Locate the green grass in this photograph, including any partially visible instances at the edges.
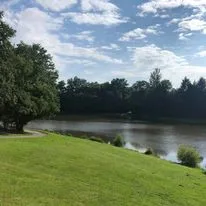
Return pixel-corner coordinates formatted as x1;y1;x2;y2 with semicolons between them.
0;133;205;206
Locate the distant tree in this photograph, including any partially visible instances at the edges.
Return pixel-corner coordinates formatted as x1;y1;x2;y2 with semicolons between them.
110;78;129;112
149;68;161;89
160;80;172;92
130;81;149;117
132;81;149;92
196;77;206;91
57;80;66;94
111;78;128;100
179;77;192;92
66;77;88;97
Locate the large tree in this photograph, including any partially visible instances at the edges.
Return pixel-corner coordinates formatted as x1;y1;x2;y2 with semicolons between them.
0;11;16;128
0;12;59;132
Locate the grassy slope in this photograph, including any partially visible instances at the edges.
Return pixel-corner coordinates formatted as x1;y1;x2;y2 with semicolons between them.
0;133;205;206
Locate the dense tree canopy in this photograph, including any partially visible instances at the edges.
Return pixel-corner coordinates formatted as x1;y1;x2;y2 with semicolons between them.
58;69;206;121
0;12;59;132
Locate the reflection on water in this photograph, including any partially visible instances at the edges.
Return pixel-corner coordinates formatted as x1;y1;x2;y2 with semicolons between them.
27;120;206;168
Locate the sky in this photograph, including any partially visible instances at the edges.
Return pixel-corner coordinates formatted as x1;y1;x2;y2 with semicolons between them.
1;0;206;87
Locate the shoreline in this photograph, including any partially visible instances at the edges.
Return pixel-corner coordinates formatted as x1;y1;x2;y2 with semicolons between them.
52;114;206;126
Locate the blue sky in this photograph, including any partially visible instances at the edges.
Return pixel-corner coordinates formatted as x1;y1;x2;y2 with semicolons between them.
1;0;206;86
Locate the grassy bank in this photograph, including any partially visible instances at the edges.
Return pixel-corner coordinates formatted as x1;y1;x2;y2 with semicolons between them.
0;133;205;205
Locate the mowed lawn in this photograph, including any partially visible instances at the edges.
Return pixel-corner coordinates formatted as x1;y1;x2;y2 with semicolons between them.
0;133;205;206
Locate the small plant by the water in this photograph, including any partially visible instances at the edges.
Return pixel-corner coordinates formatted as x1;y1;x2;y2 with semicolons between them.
144;148;154;155
89;136;105;143
113;134;124;147
177;145;202;168
144;148;160;158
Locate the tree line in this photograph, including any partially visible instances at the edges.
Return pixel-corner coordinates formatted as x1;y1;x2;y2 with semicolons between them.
0;12;59;132
58;69;206;121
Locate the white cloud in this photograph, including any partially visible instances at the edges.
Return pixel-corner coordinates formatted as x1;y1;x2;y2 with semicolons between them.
35;0;77;12
5;7;123;77
132;44;187;70
54;57;96;68
119;24;161;42
164;6;206;37
166;18;181;27
178;19;206;33
63;31;95;42
154;13;170;18
101;44;121;51
138;0;206;38
130;44;206;86
196;51;206;57
81;0;118;13
138;0;206;15
63;12;127;26
179;32;193;41
111;70;137;78
63;0;128;26
7;8;63;44
179;33;188;41
55;43;123;64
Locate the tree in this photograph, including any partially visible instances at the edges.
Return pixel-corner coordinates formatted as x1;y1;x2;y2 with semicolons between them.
111;78;128;100
196;77;206;91
130;81;149;117
179;77;192;92
160;80;172;92
110;78;129;112
132;81;149;92
0;11;16;129
177;145;202;168
149;68;161;89
8;43;60;132
0;12;60;133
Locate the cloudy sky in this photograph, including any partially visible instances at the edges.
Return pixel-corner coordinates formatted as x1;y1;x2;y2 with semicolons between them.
1;0;206;86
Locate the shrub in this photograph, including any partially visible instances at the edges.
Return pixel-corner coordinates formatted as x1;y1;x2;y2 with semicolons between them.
79;135;88;139
144;148;154;155
89;136;105;143
202;168;206;175
113;134;124;147
177;145;202;168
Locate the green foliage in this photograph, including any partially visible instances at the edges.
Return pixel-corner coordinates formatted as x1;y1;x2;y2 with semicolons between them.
89;136;105;143
144;148;154;155
113;134;124;147
58;66;206;122
201;168;206;175
149;68;162;89
0;12;59;132
177;145;202;168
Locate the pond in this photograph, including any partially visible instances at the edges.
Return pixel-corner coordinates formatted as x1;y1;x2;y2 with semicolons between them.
26;120;206;167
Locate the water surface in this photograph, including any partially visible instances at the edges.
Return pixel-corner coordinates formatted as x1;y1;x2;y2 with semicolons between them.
27;120;206;167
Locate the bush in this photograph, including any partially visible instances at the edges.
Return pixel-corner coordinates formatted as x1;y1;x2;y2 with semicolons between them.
79;135;88;139
177;145;202;168
113;134;124;147
144;148;154;155
201;169;206;175
89;136;105;143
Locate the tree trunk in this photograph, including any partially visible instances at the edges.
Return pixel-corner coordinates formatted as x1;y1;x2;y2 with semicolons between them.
3;121;8;131
15;121;24;133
